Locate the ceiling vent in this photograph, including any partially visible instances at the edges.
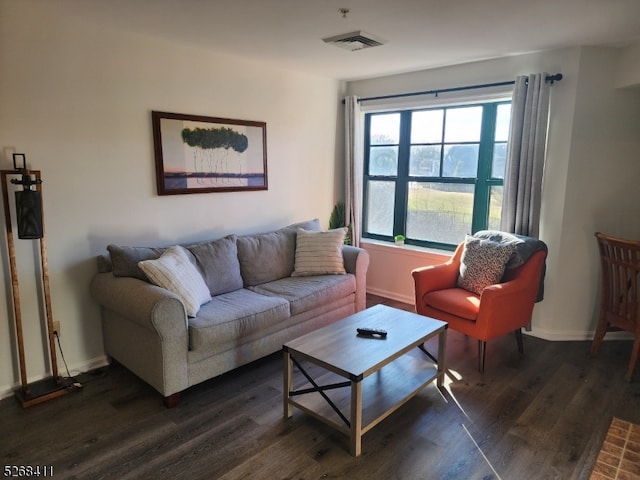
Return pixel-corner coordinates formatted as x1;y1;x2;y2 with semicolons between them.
322;31;387;51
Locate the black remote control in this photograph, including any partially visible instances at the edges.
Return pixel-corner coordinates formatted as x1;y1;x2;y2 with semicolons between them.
357;327;387;337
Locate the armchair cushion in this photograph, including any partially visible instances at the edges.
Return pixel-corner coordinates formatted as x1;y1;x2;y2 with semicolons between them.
425;288;480;321
457;236;515;295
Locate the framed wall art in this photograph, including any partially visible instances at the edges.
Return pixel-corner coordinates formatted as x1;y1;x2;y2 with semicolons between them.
151;111;268;195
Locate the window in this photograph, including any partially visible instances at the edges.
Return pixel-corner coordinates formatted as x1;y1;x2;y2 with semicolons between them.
363;101;511;250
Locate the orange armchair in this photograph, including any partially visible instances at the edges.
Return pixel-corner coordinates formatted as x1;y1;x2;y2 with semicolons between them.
412;237;547;372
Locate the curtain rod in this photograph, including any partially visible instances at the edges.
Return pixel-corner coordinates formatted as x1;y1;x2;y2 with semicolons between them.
347;73;563;104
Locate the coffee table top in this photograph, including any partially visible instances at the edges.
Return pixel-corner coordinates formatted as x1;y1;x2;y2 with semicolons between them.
283;304;447;381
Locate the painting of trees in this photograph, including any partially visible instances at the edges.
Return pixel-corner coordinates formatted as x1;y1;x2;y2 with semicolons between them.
152;111;268;195
181;127;249;185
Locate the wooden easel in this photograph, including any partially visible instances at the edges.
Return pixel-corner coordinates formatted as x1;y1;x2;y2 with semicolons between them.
1;158;72;407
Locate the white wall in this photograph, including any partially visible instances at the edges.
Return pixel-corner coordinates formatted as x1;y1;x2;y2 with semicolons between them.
616;42;640;88
0;2;341;397
548;47;640;339
348;47;640;340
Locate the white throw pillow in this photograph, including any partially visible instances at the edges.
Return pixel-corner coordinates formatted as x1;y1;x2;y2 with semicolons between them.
291;228;347;276
138;246;211;317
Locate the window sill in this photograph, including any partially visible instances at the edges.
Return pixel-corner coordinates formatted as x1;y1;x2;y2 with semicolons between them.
360;239;452;260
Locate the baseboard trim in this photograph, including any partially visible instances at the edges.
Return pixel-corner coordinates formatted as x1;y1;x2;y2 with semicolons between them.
524;328;633;342
0;355;110;401
367;287;414;306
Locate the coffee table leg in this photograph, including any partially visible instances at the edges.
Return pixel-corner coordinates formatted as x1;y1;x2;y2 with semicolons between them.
437;328;447;387
283;349;293;418
350;380;363;456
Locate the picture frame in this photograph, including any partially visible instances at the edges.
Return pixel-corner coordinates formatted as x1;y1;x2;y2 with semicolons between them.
151;111;268;195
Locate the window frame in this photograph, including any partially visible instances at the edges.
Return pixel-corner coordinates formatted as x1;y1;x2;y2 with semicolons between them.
362;100;510;250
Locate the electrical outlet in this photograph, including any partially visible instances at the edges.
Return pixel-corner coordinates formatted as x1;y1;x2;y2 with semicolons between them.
53;321;61;336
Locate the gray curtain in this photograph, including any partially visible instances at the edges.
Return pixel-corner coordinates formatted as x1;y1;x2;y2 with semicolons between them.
344;96;362;247
500;73;551;238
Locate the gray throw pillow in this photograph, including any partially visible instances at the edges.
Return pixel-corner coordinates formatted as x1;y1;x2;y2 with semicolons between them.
186;235;243;296
107;244;165;280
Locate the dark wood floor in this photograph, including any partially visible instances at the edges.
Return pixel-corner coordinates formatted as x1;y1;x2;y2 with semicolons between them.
1;295;639;480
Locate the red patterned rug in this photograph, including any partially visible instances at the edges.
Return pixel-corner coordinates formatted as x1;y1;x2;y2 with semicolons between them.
590;417;640;479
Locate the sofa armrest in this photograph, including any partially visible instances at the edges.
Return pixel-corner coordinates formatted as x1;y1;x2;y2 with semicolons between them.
90;272;190;397
90;272;187;334
342;245;370;312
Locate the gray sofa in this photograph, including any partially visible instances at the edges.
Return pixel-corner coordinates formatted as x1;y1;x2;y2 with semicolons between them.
90;219;369;407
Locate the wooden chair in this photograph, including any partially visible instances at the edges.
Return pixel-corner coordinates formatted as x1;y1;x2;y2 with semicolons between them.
590;232;640;381
412;237;546;372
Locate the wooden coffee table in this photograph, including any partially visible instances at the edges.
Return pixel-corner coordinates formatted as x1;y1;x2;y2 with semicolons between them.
283;304;447;456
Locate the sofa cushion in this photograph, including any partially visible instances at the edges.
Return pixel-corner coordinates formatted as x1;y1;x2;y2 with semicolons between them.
235;219;323;287
457;235;515;295
138;246;212;317
291;228;347;277
237;229;296;286
186;235;243;296
188;289;290;351
107;244;165;280
283;218;321;232
424;288;480;321
248;274;356;316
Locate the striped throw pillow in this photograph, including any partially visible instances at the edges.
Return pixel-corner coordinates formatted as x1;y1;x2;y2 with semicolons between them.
138;245;211;317
291;228;346;276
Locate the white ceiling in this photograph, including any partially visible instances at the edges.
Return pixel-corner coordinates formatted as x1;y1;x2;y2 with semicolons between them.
58;0;640;81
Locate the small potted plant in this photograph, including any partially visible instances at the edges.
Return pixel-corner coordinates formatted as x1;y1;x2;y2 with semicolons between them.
394;234;405;245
